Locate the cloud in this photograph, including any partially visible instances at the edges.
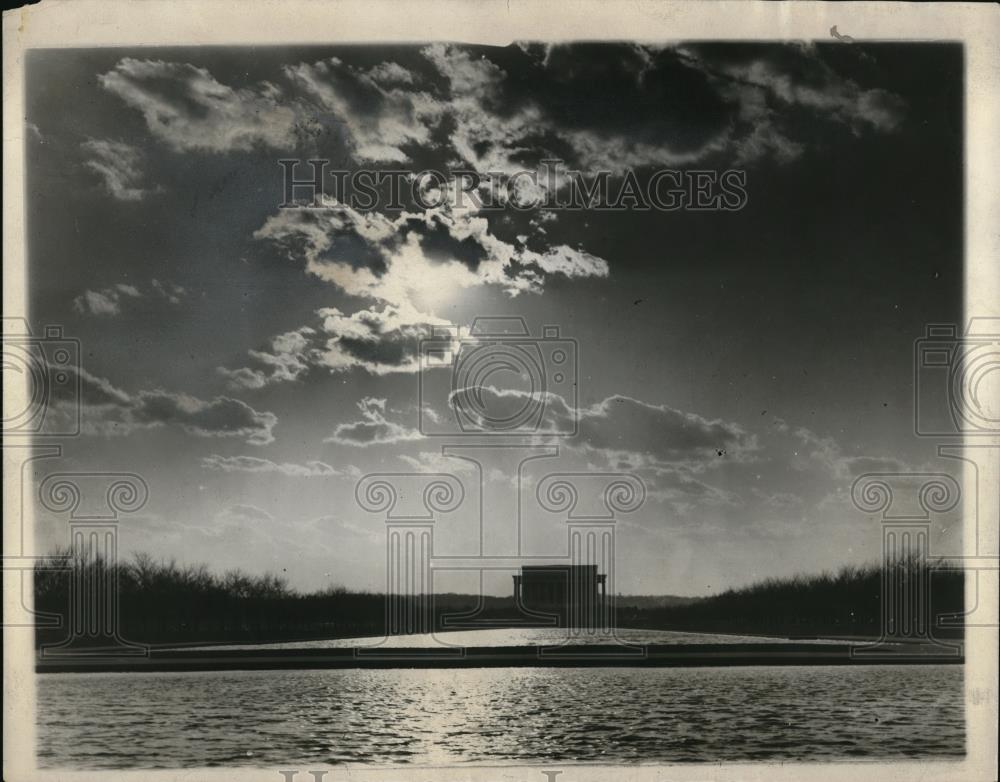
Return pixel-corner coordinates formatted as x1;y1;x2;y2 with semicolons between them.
424;385;751;513
224;503;273;521
645;469;742;515
397;451;477;473
98;58;300;153
419;42;702;181
215;503;274;525
151;278;186;304
72;283;141;316
366;61;417;87
99;56;435;161
216;44;899;389
790;425;907;480
81;139;157;201
283;57;441;162
419;43;536;175
716;52;904;131
102;45;906;171
45;365;277;444
132;391;277;444
675;44;906;164
232;197;608;382
109;45;906;402
201;454;356;477
325;396;424;447
316;305;446;375
418;42;906;173
218;327;317;389
575;395;755;468
750;487;804;510
253;198;607;302
221;307;455;381
73;280;185;316
444;386;753;470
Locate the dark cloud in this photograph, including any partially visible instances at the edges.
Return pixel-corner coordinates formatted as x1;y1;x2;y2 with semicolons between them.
502;43;733;157
447;386;752;468
645;468;742;512
45;364;276;444
423;42;907;172
131;391;277;443
398;214;488;270
576;395;753;465
336;326;429;370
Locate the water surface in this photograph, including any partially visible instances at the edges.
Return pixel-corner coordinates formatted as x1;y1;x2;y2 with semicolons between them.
38;664;963;767
187;626;844;650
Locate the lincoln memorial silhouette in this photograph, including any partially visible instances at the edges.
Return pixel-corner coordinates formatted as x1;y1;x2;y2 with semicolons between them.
513;564;607;628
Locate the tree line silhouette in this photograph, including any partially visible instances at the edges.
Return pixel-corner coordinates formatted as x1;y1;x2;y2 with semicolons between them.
619;560;964;639
33;548;964;647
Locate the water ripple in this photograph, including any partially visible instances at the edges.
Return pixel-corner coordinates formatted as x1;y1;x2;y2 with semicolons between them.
38;664;964;767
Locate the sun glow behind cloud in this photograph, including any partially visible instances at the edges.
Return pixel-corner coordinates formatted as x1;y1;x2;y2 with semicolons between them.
24;41;963;595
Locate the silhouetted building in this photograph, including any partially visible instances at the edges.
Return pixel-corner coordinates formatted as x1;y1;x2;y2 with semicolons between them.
513;564;606;627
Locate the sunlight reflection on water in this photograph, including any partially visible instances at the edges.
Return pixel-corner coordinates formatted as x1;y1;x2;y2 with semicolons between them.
38;664;963;768
187;626;845;650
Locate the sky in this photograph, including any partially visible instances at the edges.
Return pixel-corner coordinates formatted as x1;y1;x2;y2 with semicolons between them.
25;42;964;596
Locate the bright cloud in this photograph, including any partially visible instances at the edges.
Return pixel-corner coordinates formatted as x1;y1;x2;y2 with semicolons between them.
201;454;356;477
81;139;156;201
72;284;141;316
73;280;185;317
325;396;424;447
99;59;300;153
